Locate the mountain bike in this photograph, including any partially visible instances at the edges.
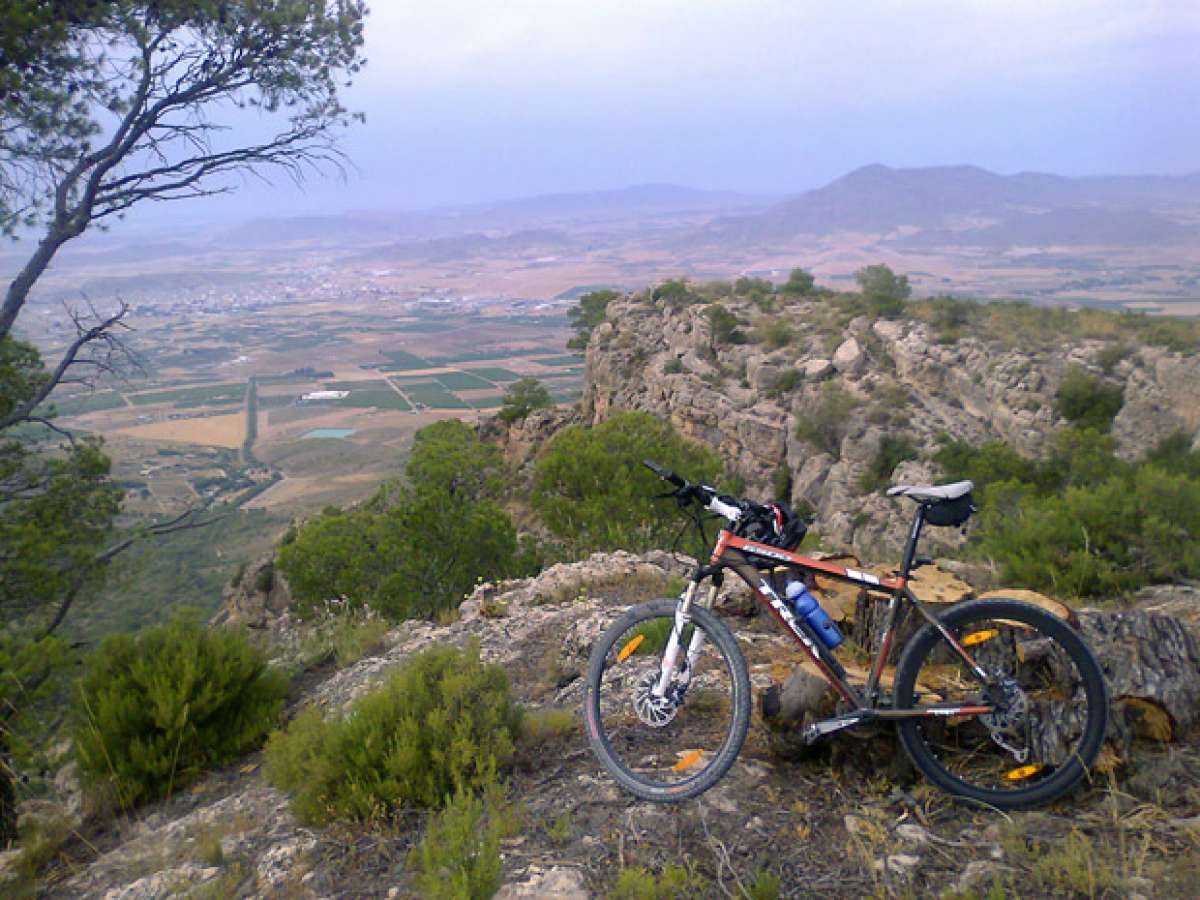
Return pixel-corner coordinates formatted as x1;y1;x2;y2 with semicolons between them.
582;461;1108;809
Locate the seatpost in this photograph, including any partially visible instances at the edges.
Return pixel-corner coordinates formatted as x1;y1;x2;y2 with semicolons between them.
898;504;927;578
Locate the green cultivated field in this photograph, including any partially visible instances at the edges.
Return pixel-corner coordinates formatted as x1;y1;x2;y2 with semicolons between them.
435;370;494;390
398;381;469;409
332;389;411;411
380;349;431;370
129;382;246;407
468;395;506;409
323;379;393;390
464;367;522;381
532;355;585;367
430;346;555;364
258;370;333;384
42;391;127;417
257;394;297;410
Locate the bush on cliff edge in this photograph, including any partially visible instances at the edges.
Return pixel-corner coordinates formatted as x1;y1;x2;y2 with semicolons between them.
264;642;522;823
71;612;286;810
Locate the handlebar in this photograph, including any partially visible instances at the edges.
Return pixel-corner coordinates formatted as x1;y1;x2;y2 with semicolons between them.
642;459;752;524
642;459;685;488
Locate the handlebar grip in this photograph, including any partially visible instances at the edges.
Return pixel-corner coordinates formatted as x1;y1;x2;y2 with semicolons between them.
642;459;685;488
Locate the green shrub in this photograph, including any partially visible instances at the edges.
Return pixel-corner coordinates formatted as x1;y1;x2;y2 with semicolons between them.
934;434;1044;492
72;612;286;810
772;464;792;501
278;423;526;621
1094;342;1131;374
567;289;619;350
976;466;1200;597
663;357;685;375
794;382;858;458
1144;431;1200;479
652;279;702;308
520;707;576;748
705;304;744;345
497;378;552;424
1054;366;1124;431
939;429;1200;597
911;295;977;342
531;410;724;556
734;276;774;296
298;614;389;669
757;319;794;350
859;434;919;493
611;864;707;899
854;264;910;318
264;642;522;823
745;867;781;900
779;267;816;296
409;786;511;900
766;368;801;398
253;562;274;593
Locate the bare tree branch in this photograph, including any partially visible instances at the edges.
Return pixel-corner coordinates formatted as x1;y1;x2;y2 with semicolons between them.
0;302;131;431
2;2;367;343
38;506;227;641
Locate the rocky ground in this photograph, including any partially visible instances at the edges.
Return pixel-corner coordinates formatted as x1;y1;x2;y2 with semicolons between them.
9;553;1199;899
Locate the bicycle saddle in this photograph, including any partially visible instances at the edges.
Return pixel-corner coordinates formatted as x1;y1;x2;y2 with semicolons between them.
886;480;974;501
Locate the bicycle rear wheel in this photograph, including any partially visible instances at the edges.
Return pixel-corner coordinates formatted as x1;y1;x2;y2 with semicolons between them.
894;599;1108;809
582;598;751;802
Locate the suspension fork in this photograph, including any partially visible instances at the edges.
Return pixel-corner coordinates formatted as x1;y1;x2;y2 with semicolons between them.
652;579;716;697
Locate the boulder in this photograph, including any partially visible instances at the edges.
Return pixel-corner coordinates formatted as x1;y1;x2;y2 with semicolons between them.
496;866;589;899
801;358;835;379
833;337;866;374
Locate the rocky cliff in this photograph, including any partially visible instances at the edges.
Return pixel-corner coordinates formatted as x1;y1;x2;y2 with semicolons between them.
581;293;1200;558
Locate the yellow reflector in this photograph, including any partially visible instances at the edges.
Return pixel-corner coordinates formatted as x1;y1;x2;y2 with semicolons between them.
1004;764;1045;781
616;634;644;662
962;629;998;647
672;750;704;772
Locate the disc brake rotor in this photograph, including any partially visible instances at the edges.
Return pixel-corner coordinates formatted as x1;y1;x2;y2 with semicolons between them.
633;670;679;727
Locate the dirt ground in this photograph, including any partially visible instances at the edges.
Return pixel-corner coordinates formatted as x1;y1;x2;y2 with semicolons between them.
35;582;1200;899
115;412;246;448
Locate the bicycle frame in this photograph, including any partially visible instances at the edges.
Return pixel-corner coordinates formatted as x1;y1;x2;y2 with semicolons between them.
667;506;997;739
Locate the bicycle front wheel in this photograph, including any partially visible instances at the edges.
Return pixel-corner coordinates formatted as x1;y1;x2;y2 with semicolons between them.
894;599;1109;809
582;598;751;802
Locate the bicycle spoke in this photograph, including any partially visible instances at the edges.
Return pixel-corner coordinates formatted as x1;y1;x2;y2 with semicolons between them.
584;600;750;799
895;600;1107;806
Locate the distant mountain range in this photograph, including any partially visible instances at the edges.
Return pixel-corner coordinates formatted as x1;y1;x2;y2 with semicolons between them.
209;183;770;248
707;164;1200;247
451;183;769;225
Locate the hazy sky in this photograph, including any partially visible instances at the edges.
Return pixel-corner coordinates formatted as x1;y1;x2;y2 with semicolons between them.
202;0;1200;217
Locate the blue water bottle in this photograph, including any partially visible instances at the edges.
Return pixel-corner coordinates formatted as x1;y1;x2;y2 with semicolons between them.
785;580;844;650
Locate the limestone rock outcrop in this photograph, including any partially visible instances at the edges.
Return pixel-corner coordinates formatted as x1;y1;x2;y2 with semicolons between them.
581;293;1200;556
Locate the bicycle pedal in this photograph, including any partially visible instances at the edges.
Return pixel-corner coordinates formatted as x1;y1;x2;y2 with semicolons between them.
803;712;869;743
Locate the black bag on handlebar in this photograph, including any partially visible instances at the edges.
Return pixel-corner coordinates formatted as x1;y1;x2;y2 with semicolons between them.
740;502;807;551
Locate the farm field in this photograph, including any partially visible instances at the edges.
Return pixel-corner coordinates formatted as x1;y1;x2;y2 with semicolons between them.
116;412;246;448
28;295;580;631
